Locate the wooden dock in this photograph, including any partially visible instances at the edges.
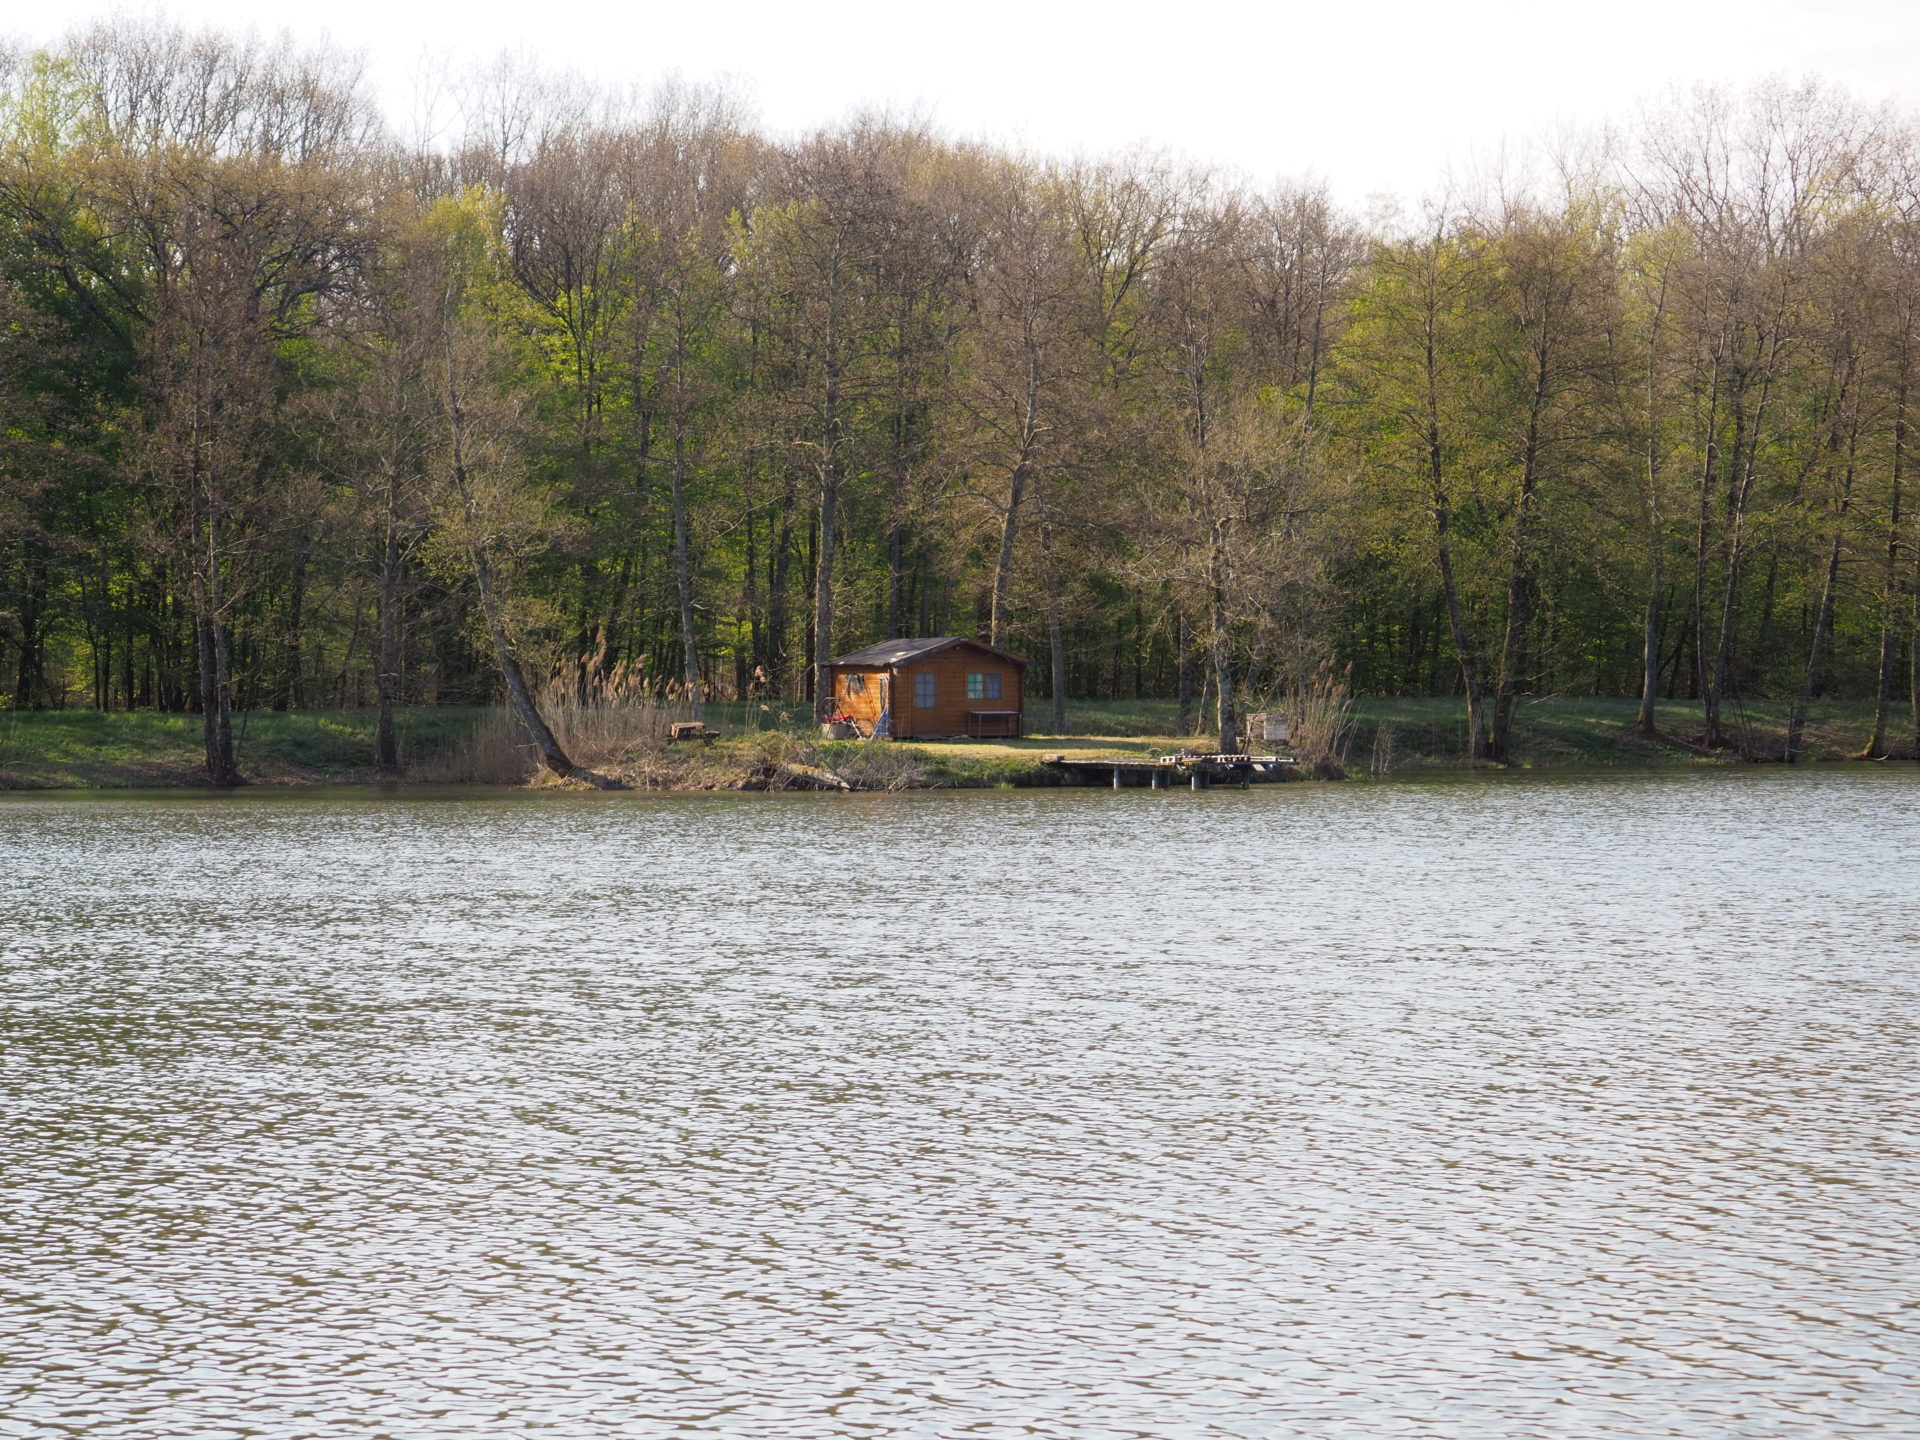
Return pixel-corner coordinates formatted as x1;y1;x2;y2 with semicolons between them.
1041;753;1300;789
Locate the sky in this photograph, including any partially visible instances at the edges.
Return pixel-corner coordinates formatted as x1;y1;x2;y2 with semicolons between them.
13;0;1920;204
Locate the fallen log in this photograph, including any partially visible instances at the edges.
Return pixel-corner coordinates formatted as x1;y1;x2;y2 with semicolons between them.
738;759;855;791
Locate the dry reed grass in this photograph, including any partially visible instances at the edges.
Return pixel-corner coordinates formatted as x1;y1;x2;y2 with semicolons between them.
828;740;934;791
1289;661;1356;778
422;663;707;785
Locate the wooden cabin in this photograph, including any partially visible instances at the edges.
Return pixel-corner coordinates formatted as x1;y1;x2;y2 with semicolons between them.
826;637;1029;740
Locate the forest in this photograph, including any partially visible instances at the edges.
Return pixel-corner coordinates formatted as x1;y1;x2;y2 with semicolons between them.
1;19;1917;781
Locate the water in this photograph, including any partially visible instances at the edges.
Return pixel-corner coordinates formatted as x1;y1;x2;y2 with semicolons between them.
2;770;1917;1439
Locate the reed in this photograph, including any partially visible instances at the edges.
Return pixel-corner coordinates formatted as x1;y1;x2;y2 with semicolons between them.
1291;661;1356;778
425;662;705;783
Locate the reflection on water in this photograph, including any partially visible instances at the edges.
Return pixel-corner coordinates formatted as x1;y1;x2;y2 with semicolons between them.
2;771;1917;1438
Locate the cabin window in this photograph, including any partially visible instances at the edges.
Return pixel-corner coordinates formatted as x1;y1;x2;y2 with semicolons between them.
914;672;936;708
845;674;866;696
967;672;1001;701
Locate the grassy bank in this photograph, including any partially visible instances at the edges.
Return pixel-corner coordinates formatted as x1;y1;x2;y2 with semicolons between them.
0;707;488;790
0;696;1911;791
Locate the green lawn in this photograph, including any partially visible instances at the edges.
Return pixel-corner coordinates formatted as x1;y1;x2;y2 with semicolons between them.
1343;696;1907;769
0;707;486;789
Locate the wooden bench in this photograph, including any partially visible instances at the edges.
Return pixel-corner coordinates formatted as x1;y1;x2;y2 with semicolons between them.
964;710;1023;738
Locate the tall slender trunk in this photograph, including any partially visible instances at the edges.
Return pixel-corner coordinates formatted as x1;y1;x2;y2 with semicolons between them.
1420;311;1487;761
670;419;702;719
1691;434;1718;741
1491;370;1549;765
1207;522;1237;756
1636;436;1663;736
9;554;46;710
1428;453;1486;760
373;465;403;774
990;353;1044;650
989;464;1028;649
886;518;905;639
1708;397;1763;748
1690;353;1726;745
1637;576;1663;736
887;401;912;640
1176;609;1194;737
279;551;307;710
743;476;762;674
1130;604;1145;699
1911;546;1920;759
1636;270;1670;737
1789;421;1860;763
812;472;837;718
1043;526;1066;734
1787;528;1845;763
812;347;843;721
193;483;239;786
1707;344;1780;748
768;468;796;695
1869;391;1906;758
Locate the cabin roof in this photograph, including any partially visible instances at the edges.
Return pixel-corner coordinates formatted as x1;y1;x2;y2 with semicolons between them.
828;635;1028;669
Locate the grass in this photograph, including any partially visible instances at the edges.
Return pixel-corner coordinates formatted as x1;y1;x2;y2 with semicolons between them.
1345;696;1914;770
0;707;486;790
0;694;1910;791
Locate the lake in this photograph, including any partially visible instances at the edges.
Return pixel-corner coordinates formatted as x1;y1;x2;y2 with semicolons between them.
2;771;1916;1438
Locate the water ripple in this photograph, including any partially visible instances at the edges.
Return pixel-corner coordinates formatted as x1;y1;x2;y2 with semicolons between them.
1;771;1916;1437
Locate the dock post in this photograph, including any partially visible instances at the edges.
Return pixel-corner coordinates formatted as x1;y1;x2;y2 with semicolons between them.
1191;767;1203;791
1112;766;1122;790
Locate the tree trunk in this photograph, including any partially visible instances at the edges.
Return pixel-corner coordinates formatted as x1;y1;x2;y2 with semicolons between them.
1691;438;1717;744
1429;475;1486;761
1175;609;1194;737
1868;404;1904;759
279;550;306;711
465;537;613;786
1786;530;1844;764
373;467;403;775
768;467;796;695
1211;634;1235;756
443;326;614;789
1208;526;1237;756
1489;344;1551;766
812;359;842;721
989;464;1029;650
887;400;912;640
1707;450;1758;753
9;544;48;709
1421;322;1487;762
1636;572;1662;736
1636;272;1670;739
670;427;702;719
1636;410;1665;736
1705;366;1774;750
1044;531;1066;734
194;496;240;786
886;517;905;639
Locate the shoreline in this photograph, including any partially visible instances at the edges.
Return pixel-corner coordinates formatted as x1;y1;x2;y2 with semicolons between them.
2;697;1913;793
